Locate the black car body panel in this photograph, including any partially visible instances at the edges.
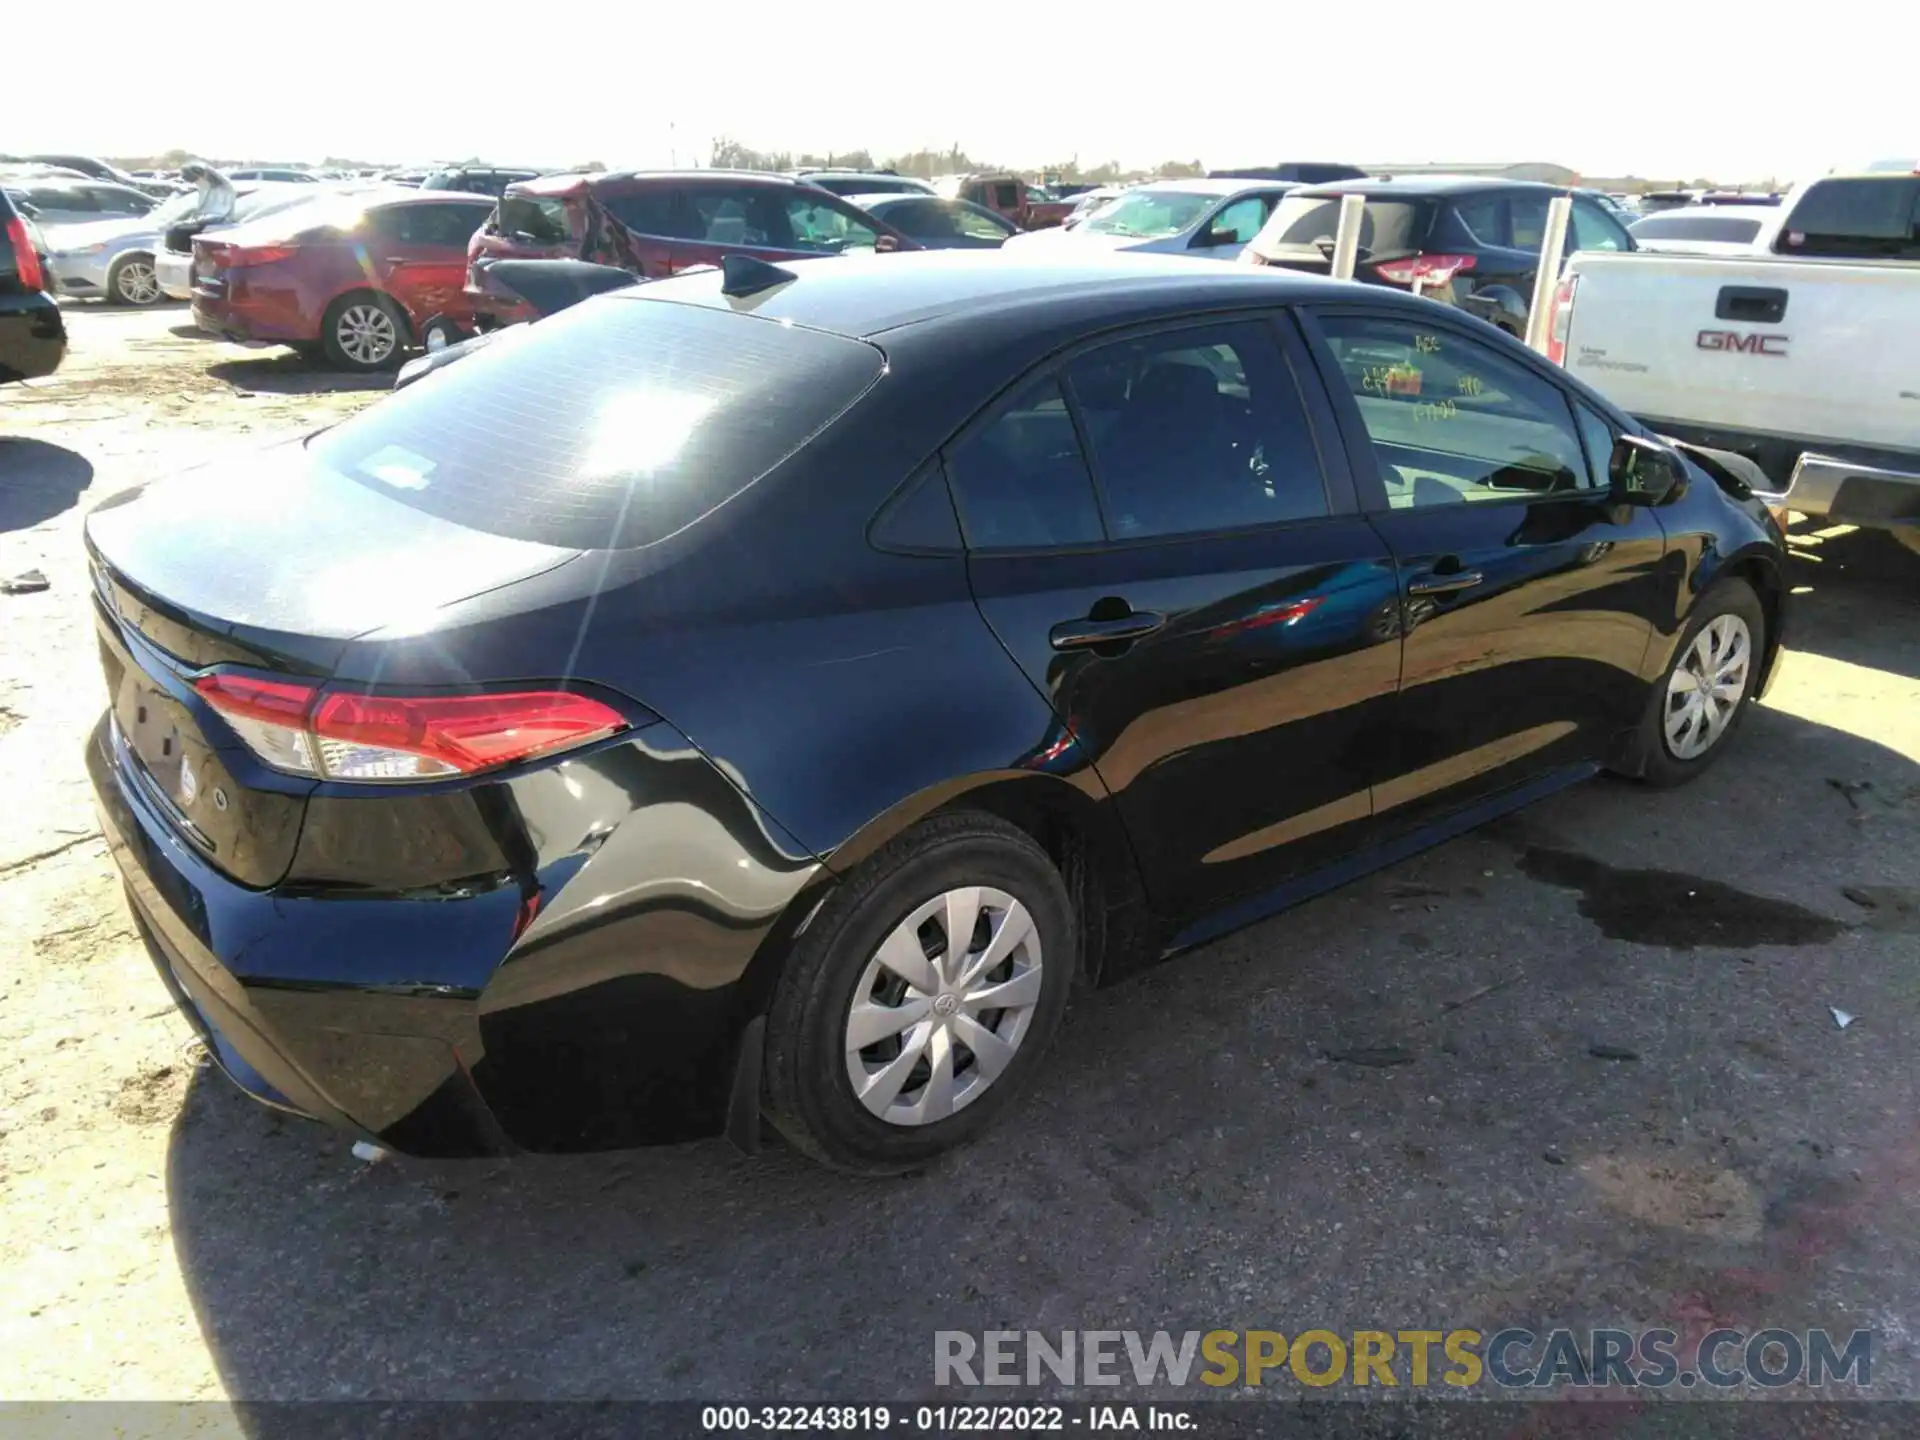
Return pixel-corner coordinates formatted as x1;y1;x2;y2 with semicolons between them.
1;187;66;384
85;251;1786;1155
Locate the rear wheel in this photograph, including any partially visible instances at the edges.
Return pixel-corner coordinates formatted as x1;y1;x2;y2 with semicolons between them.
1628;580;1766;787
107;253;163;306
320;293;406;371
763;813;1074;1174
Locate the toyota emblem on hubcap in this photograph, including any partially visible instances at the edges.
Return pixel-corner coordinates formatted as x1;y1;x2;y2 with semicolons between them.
932;993;959;1018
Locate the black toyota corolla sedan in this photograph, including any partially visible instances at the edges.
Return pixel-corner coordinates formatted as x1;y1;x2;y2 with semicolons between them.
85;250;1787;1173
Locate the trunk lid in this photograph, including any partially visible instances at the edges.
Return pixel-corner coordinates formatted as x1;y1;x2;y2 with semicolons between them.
85;441;581;886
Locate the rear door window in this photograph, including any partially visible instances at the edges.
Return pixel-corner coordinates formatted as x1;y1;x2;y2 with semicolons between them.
601;188;687;239
390;203;491;247
1568;199;1631;252
686;186;781;246
781;194;878;252
307;297;885;550
1452;196;1505;245
1067;322;1328;538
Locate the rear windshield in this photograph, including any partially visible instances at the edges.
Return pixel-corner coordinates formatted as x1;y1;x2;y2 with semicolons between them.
1630;213;1764;243
498;195;572;244
1779;177;1920;258
307;296;885;550
1256;196;1428;255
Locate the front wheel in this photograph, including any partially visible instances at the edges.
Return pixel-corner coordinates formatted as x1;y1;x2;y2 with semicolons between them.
320;293;407;371
1629;580;1766;787
107;253;163;306
762;813;1075;1174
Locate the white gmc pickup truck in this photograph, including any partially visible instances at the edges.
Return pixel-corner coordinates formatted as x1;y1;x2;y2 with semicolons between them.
1548;171;1920;550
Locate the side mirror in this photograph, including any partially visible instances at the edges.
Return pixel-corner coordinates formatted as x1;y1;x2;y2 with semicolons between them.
1609;434;1684;505
874;233;900;254
1195;225;1237;248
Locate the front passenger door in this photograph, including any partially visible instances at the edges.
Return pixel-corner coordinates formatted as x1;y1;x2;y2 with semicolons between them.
1304;310;1668;830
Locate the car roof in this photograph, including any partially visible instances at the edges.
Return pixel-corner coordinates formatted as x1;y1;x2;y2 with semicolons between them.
1126;178;1283;196
511;168;812;198
1294;176;1566;198
620;247;1376;339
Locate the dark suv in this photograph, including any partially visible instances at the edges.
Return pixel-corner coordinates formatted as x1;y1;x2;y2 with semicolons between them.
465;170;917;326
1242;177;1635;336
1;187;66;384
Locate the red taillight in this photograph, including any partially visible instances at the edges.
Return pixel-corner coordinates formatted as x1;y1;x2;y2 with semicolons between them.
224;243;298;267
1545;273;1580;366
6;217;47;292
192;674;627;782
1371;253;1478;287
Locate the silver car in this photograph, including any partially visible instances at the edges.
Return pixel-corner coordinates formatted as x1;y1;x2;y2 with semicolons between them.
1000;178;1292;262
151;184;333;301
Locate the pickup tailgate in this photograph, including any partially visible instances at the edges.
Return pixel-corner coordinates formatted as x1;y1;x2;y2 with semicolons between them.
1559;252;1920;460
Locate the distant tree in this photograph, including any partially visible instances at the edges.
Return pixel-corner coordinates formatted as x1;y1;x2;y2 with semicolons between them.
1156;158;1206;178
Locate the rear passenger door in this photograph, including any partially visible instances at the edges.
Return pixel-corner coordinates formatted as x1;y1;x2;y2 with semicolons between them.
373;202;494;325
947;316;1404;920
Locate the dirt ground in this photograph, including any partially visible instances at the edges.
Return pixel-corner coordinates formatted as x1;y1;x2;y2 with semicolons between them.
2;305;1917;1412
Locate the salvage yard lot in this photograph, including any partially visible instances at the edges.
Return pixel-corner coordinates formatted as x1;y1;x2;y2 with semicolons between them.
2;305;1918;1403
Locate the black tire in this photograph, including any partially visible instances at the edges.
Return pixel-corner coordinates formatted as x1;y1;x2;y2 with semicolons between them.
319;292;408;372
106;252;162;306
1626;579;1767;788
763;812;1075;1175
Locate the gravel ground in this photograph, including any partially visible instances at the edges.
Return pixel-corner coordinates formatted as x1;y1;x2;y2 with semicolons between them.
1;305;1917;1415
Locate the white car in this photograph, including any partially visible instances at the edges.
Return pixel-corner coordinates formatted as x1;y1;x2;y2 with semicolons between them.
1627;204;1781;256
1001;179;1292;262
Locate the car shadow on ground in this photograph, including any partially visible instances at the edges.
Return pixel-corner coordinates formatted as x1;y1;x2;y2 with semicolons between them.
207;353;394;397
1781;526;1920;682
0;437;94;532
163;566;1920;1411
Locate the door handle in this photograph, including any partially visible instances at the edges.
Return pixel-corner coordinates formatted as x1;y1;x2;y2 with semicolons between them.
1407;570;1484;596
1049;611;1166;651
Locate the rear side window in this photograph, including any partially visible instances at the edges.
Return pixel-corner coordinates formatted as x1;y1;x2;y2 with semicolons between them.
1257;196;1428;256
603;187;688;238
499;195;572;243
308;297;885;550
945;379;1104;550
1780;177;1920;258
384;203;490;247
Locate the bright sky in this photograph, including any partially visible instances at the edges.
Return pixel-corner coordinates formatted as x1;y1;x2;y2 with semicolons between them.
17;3;1912;183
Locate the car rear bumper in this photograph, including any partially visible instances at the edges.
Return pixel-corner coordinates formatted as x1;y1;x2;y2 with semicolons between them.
89;711;514;1156
0;289;67;383
190;289;313;345
154;250;194;301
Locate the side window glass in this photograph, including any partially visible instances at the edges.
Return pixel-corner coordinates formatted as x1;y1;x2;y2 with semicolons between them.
602;189;684;238
1066;322;1328;539
1316;315;1593;507
783;195;877;252
1569;201;1628;253
945;379;1105;550
689;188;766;246
1509;194;1549;251
1206;197;1267;245
871;464;962;553
954;205;1009;240
1453;196;1504;245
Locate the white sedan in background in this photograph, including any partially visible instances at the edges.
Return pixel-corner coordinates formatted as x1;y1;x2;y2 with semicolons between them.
1626;204;1782;256
1001;178;1291;261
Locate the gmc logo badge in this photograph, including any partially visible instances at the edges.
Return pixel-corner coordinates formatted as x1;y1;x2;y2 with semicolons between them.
1697;329;1789;357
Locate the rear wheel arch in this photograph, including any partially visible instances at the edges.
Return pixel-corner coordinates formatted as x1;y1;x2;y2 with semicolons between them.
824;773;1147;989
326;285;414;340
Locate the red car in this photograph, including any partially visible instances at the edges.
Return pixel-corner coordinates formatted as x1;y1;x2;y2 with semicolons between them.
464;170;917;327
191;190;495;371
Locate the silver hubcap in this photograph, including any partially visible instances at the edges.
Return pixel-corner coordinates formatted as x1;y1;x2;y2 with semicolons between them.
845;886;1043;1127
1664;613;1751;760
336;304;397;365
118;260;160;304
